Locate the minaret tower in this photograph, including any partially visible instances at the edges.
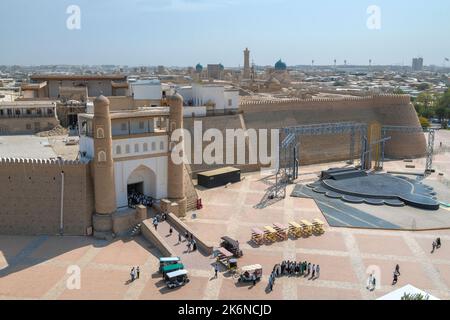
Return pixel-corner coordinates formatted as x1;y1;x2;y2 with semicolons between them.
167;93;187;217
92;95;116;236
243;48;251;79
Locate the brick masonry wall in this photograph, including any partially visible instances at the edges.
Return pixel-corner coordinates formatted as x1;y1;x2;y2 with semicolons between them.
0;159;94;235
0;117;59;134
183;95;426;169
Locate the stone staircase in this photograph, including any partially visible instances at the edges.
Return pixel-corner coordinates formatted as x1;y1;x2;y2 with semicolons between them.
184;163;199;212
129;223;142;238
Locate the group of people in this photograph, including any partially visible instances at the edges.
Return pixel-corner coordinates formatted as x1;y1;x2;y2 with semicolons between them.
431;237;442;253
152;212;169;231
275;260;320;279
128;191;153;209
129;266;140;282
178;231;198;253
267;260;321;292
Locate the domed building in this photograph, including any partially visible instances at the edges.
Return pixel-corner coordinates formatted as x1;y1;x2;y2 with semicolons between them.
275;59;287;71
195;63;203;73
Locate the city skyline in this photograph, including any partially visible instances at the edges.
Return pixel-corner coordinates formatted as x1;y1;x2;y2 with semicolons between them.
0;0;449;67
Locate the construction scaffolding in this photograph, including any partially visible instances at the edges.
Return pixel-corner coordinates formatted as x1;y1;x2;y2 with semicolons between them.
274;123;427;199
425;129;435;175
273;122;368;199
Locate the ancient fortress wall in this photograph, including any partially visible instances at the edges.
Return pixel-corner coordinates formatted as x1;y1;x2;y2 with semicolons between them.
0;158;94;235
184;95;426;170
241;94;426;164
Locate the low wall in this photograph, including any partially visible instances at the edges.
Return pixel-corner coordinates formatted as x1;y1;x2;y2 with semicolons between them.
141;219;176;257
167;213;214;255
0;158;94;235
111;205;147;236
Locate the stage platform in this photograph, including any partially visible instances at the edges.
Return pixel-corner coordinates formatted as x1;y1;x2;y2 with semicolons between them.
310;168;439;210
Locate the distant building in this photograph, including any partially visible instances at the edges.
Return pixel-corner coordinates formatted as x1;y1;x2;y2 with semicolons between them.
412;57;424;71
0;101;59;134
275;59;287;71
207;64;224;80
176;82;239;116
21;74;129;99
129;79;162;101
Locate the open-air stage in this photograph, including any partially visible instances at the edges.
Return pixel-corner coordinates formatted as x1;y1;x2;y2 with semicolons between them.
291;168;450;231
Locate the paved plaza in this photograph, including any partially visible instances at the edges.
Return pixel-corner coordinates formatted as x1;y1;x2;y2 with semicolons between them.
1;130;450;300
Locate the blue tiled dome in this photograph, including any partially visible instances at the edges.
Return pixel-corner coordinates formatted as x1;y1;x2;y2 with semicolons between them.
275;59;287;71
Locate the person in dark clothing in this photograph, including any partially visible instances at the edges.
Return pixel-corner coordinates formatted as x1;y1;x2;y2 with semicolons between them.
395;264;400;276
392;272;398;285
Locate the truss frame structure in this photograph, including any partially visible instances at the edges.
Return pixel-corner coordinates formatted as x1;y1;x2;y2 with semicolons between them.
273;122;368;199
425;129;435;175
274;123;426;200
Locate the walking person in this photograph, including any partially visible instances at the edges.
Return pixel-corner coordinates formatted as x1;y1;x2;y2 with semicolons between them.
136;266;140;279
214;263;219;279
178;232;182;244
130;267;135;282
311;264;316;279
307;262;311;276
432;240;437;253
187;240;192;253
392;272;398;285
316;265;320;279
372;276;376;291
367;273;373;290
436;237;441;249
169;226;173;236
395;264;400;276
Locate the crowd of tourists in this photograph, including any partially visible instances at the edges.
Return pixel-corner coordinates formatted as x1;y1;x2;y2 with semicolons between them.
267;260;321;292
128;191;153;208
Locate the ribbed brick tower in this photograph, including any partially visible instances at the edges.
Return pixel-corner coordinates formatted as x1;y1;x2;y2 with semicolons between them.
92;95;116;236
167;93;187;217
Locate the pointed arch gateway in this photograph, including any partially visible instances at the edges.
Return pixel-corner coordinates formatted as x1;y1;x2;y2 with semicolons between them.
126;165;157;199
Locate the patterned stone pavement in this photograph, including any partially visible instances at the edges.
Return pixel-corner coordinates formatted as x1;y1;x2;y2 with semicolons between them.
2;154;450;299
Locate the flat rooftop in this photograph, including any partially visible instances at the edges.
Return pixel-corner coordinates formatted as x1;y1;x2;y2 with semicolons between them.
0;135;79;160
30;74;127;81
79;107;170;120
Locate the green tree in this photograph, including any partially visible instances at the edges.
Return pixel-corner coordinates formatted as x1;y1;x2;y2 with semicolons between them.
419;116;430;128
436;89;450;123
417;83;431;91
393;87;405;94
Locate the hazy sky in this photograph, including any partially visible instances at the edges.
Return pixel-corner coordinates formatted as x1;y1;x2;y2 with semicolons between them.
1;0;449;66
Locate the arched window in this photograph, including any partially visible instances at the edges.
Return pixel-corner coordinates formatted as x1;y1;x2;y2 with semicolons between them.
96;127;105;139
125;145;130;154
98;151;106;162
116;145;121;155
160;141;164;150
151;142;156;151
143;143;148;152
134;144;139;153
